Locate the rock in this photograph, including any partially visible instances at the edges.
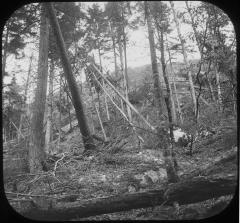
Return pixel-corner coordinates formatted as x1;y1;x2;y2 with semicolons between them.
158;168;167;180
99;174;107;182
145;170;159;183
78;177;85;184
128;184;138;193
16;182;28;193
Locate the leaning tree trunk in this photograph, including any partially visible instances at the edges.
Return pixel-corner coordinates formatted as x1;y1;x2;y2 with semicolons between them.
29;4;49;173
46;3;95;154
145;1;178;183
45;60;54;154
170;1;197;118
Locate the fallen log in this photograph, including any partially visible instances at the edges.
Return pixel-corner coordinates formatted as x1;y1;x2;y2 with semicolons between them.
181;146;238;179
20;174;237;221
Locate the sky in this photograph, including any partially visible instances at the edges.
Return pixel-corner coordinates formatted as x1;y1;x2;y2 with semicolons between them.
3;1;235;91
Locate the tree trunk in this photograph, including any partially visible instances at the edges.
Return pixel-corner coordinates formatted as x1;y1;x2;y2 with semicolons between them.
118;41;125;112
113;37;118;78
21;174;236;221
185;1;201;52
122;26;132;122
66;93;72;131
98;47;102;72
145;1;178;183
109;21;118;78
158;27;178;173
156;30;177;123
185;2;216;104
103;81;110;120
18;54;34;141
58;74;62;149
145;2;164;117
170;1;197;118
87;81;96;134
2;21;9;76
166;40;183;124
215;63;222;111
29;4;49;173
46;3;95;154
205;60;216;102
45;60;54;154
95;104;107;141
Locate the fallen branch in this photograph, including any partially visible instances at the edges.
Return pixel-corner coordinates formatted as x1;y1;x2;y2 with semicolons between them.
53;153;66;176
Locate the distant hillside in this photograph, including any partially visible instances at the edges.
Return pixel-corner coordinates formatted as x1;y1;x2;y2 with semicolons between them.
123;62;185;88
125;59;200;88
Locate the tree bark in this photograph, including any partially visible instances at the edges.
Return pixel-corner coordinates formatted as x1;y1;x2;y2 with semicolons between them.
166;40;183;124
45;60;54;154
145;2;164;116
21;174;237;221
103;81;110;120
122;23;132;122
18;54;34;141
157;25;178;175
46;3;95;154
205;60;216;102
2;21;9;76
118;41;125;112
215;63;222;111
58;74;62;149
113;38;118;78
108;21;118;79
87;80;96;134
66;92;72;131
29;4;49;173
95;104;107;141
156;30;177;123
170;1;197;117
145;1;178;183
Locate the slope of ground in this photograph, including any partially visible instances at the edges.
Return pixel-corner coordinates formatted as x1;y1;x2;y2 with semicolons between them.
4;113;237;220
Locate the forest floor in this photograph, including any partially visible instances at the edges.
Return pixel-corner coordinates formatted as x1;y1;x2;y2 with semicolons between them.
4;114;237;220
